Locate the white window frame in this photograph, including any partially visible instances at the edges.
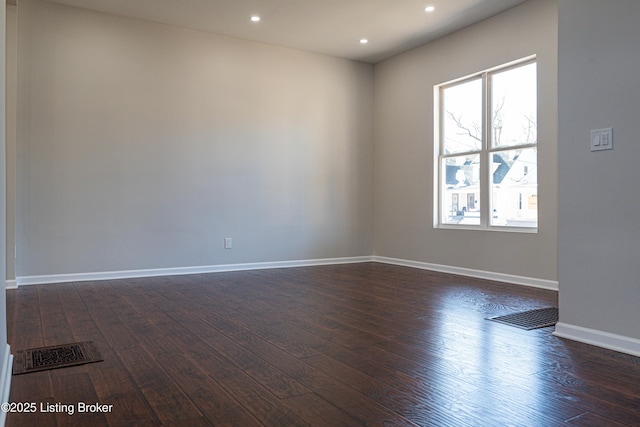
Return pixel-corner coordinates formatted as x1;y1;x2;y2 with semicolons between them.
434;56;538;232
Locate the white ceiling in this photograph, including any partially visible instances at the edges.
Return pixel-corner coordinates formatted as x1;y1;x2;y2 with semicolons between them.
39;0;527;63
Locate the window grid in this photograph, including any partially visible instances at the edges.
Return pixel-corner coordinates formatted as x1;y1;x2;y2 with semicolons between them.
436;58;537;231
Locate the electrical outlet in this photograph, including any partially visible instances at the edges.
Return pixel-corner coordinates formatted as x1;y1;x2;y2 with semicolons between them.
224;238;232;249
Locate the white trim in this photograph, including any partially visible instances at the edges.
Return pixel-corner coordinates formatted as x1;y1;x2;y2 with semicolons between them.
5;280;16;290
15;256;375;286
373;256;558;291
436;224;538;233
15;256;557;290
0;344;13;427
553;322;640;358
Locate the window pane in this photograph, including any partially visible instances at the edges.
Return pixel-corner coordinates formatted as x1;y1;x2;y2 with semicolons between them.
442;154;480;225
490;63;536;148
442;79;482;154
490;148;537;227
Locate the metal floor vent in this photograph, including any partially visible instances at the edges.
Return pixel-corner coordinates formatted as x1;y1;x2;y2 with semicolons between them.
487;307;558;330
13;341;103;375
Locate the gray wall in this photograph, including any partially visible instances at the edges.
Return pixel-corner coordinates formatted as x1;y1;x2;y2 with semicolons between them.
15;0;374;277
6;5;16;281
373;0;558;281
557;0;640;340
1;0;10;414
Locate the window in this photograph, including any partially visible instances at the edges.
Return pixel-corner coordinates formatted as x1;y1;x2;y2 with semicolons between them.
436;58;537;230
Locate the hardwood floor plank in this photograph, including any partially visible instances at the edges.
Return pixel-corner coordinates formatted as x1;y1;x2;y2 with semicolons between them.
55;284;160;426
151;350;263;427
300;353;471;426
113;282;312;401
75;283;142;350
116;344;206;425
536;367;640;424
6;263;640;426
283;392;365;427
211;323;419;425
37;285;75;346
165;283;322;359
48;371;107;427
11;286;45;350
566;411;630;426
5;373;56;427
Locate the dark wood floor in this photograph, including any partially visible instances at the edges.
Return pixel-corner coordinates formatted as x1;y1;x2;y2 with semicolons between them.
6;263;640;426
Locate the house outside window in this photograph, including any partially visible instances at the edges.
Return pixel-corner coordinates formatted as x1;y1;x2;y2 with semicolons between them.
435;57;537;230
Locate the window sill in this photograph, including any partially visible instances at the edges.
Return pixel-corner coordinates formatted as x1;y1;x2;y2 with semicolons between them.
435;224;538;234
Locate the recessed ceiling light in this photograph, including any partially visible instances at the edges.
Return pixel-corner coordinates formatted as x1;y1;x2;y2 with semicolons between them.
425;6;435;13
360;38;368;44
250;16;261;22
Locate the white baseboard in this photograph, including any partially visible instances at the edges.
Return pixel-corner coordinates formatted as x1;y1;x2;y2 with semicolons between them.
373;256;558;291
5;280;16;290
15;256;557;290
15;256;375;286
553;322;640;358
0;344;13;427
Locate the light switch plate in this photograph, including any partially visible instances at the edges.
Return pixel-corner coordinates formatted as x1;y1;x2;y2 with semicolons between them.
591;128;613;152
